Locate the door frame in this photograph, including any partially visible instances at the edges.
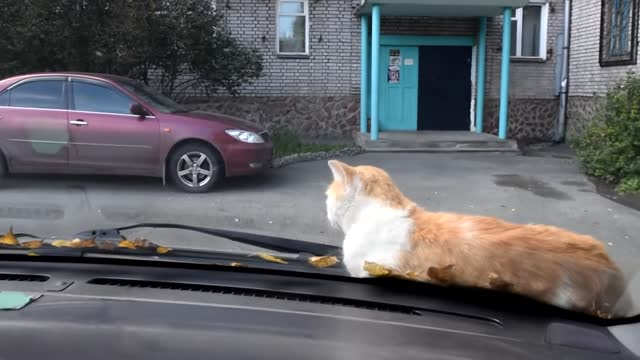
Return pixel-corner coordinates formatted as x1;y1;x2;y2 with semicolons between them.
379;35;477;131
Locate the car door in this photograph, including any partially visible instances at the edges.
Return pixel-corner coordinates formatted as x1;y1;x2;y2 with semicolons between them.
0;77;69;172
67;77;160;175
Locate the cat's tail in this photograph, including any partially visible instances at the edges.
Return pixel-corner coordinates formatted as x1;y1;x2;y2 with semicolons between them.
603;268;637;318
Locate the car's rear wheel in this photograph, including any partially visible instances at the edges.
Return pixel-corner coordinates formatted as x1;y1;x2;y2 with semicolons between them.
168;143;223;193
0;152;7;181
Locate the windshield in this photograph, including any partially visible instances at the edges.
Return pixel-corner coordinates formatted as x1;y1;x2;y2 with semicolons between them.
0;0;638;322
117;79;189;114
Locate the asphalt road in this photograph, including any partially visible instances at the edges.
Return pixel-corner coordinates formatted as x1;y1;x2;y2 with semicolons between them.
1;152;639;313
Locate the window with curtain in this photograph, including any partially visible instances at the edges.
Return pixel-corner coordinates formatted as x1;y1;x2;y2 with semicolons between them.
510;2;549;59
277;0;309;55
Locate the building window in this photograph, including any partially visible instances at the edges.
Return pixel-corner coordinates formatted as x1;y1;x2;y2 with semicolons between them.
510;2;549;59
600;0;638;66
277;0;309;56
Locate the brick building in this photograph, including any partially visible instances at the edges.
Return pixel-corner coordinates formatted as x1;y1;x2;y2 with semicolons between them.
566;0;639;139
197;0;568;142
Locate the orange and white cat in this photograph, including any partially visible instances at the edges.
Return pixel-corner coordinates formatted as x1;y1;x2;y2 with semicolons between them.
325;160;629;317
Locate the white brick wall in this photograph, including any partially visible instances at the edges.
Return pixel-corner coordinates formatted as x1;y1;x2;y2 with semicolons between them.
485;0;564;99
569;0;640;97
217;1;563;100
217;0;359;97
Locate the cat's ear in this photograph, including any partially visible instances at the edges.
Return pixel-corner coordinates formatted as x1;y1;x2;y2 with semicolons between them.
328;160;355;182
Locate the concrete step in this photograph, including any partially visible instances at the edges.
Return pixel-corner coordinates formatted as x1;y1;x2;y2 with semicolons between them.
355;132;520;153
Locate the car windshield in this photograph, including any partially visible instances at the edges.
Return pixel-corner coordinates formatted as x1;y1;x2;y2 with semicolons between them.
0;0;639;323
116;79;190;114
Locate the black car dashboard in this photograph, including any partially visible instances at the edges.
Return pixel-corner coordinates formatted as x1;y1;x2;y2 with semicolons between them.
0;256;638;360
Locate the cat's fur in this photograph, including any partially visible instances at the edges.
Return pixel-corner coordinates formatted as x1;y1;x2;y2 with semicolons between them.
326;160;629;317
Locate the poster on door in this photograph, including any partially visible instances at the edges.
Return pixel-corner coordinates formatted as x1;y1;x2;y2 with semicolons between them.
387;66;400;84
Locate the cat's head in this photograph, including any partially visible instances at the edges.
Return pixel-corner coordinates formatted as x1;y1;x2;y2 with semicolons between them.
325;160;414;230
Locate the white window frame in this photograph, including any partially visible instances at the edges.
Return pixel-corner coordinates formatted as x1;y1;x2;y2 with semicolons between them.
276;0;310;56
511;1;549;60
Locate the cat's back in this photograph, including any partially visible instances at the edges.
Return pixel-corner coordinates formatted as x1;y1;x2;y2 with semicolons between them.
410;208;614;266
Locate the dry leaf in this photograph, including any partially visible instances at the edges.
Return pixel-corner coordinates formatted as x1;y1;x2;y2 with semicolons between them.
156;246;172;254
132;238;152;248
256;253;288;264
118;240;137;249
402;271;421;281
363;261;392;277
51;240;73;248
27;251;39;256
0;227;19;246
52;238;96;248
70;238;96;248
230;262;248;267
21;240;44;249
308;255;339;268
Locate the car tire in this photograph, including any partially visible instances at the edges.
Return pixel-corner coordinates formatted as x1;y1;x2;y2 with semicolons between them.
168;143;223;193
0;153;7;180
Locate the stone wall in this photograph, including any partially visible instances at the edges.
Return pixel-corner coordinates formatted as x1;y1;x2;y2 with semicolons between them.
188;96;359;139
483;98;558;141
566;96;604;140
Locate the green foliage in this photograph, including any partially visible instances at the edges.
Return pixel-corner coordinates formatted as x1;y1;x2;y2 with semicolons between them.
272;130;348;158
0;0;262;99
572;73;640;193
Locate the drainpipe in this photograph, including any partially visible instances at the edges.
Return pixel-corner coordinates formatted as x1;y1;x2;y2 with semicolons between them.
555;0;571;142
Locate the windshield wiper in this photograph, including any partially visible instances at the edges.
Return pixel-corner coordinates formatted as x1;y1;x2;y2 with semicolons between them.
111;223;340;255
6;223;340;257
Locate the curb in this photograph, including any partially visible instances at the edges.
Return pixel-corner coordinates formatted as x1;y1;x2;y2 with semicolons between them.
271;147;365;168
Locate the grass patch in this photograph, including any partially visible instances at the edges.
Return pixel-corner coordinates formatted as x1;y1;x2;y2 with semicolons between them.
272;130;348;158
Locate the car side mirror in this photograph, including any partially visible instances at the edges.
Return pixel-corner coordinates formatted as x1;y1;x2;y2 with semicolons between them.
130;103;149;118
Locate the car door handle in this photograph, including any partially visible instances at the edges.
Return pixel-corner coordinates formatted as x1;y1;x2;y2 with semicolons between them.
69;119;88;126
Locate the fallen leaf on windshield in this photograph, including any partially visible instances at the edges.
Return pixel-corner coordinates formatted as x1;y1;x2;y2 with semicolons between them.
52;238;96;248
132;238;152;248
363;261;392;277
256;253;288;264
27;251;39;256
21;240;44;249
308;256;339;268
0;227;19;246
118;240;137;249
156;246;172;254
51;240;72;248
230;262;248;267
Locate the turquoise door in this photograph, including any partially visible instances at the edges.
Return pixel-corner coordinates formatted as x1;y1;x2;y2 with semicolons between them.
378;46;419;131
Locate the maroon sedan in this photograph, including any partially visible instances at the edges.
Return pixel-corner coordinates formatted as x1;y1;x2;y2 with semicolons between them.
0;73;273;193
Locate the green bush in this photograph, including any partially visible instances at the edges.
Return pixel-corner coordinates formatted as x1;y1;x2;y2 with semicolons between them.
272;130;347;158
572;73;640;193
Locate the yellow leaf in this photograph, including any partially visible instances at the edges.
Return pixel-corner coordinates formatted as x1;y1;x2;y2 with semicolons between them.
363;261;392;277
230;262;248;267
118;240;137;249
21;240;44;249
156;246;172;254
52;238;96;248
256;253;288;264
308;255;339;268
27;251;39;257
51;240;73;248
0;227;19;246
70;238;96;248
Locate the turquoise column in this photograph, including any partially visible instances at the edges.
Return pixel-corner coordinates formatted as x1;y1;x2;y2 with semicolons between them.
498;7;512;140
360;16;369;133
370;5;381;140
476;17;487;134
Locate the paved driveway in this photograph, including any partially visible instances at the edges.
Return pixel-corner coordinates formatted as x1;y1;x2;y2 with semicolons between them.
1;152;639;312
